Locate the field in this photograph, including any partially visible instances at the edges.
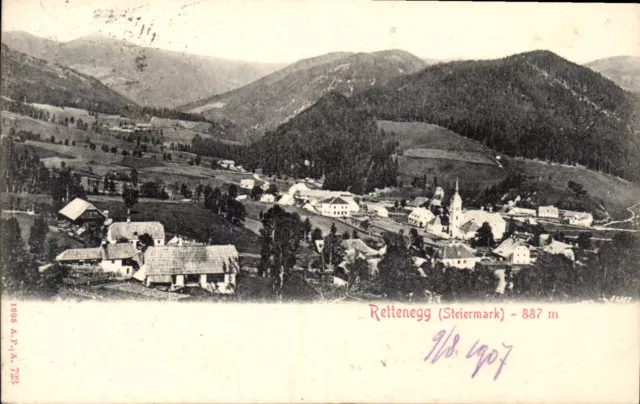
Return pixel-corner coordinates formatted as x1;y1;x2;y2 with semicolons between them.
378;120;495;154
404;148;497;165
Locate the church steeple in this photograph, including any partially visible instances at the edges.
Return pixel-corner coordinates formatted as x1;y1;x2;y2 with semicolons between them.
455;177;459;194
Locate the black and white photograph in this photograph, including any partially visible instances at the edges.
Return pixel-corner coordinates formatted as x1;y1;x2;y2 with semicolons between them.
1;1;639;305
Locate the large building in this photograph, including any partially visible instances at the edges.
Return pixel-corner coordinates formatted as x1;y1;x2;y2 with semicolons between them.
318;196;352;218
56;243;140;277
562;211;593;227
134;245;240;293
537;205;559;219
106;221;166;247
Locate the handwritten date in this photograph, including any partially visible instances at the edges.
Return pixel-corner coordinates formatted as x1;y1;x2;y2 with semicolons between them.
424;325;513;381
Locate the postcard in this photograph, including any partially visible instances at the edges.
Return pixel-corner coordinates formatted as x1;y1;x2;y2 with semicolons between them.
1;1;639;403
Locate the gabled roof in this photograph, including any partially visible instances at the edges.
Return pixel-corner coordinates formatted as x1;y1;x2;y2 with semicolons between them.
439;242;476;260
143;245;239;275
319;196;350;205
409;207;435;220
493;238;529;259
102;243;137;260
459;220;480;233
107;221;165;242
58;198;103;221
543;240;573;254
56;248;103;262
341;239;380;256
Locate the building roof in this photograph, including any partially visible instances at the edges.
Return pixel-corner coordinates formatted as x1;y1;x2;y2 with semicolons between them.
319;196;350;205
543;240;573;254
493;238;529;259
56;248;103;262
409;207;435;220
459;220;480;233
143;245;239;275
102;243;137;260
439;242;476;260
341;239;380;256
58;198;103;221
107;221;165;242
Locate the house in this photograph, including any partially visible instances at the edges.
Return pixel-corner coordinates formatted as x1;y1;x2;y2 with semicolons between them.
236;195;248;201
493;238;531;265
58;198;107;226
134;245;240;293
537;205;559;219
318;196;351;218
543;240;575;261
166;235;204;246
276;194;294;205
364;203;389;218
507;207;536;217
106;221;165;247
457;220;481;240
56;244;139;277
100;243;140;277
562;211;593;227
218;160;235;169
260;194;276;203
56;247;103;265
427;215;448;235
240;179;255;189
436;241;481;270
408;207;435;228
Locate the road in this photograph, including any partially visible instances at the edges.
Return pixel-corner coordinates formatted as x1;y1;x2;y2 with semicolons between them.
602;200;640;228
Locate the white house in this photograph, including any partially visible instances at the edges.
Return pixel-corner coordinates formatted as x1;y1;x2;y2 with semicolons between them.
457;210;506;240
134;245;239;293
537;205;559;219
318;196;351;218
365;203;389;218
240;179;255;189
288;183;310;196
107;221;165;248
562;211;593;227
436;242;481;270
99;243;140;277
408;207;435;228
493;238;531;265
260;194;276;203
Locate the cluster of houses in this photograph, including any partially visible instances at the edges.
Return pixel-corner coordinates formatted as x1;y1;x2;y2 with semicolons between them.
52;198;240;294
505;201;593;227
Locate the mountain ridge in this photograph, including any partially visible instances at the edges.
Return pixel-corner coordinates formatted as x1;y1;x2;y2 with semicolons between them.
1;30;286;108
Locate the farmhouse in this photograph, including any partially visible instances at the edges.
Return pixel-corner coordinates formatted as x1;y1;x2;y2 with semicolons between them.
240;179;255;189
436;241;481;270
458;210;506;240
288;182;310;196
537;205;559;219
106;221;165;247
408;207;435;228
364;203;389;218
134;245;240;293
341;239;384;258
493;238;531;265
260;194;276;203
58;198;107;226
319;196;351;218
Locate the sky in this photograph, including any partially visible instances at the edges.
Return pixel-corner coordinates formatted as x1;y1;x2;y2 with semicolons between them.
2;0;639;64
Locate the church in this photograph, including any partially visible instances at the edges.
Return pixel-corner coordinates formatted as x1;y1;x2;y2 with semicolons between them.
427;179;506;241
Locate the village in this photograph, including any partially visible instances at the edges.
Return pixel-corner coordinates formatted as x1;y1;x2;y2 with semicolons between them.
33;158;614;302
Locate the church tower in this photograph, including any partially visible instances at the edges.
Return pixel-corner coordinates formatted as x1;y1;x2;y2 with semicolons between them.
449;178;463;238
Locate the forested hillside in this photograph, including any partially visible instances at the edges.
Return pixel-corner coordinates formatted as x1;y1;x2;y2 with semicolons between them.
243;92;398;194
1;43;136;114
353;50;640;181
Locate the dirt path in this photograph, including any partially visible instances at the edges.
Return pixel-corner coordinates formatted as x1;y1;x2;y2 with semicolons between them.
602;200;640;228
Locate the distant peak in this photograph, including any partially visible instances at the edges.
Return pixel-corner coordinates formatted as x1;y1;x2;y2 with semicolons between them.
71;32;120;43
